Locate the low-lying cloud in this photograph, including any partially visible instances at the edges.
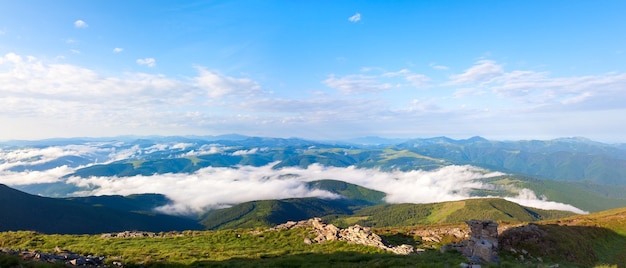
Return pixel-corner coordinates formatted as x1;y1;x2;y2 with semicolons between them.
0;143;588;215
505;188;588;214
64;163;586;215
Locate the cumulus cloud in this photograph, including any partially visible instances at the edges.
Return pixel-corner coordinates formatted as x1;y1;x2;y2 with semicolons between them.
136;58;156;67
113;48;123;53
446;60;626;112
1;52;625;141
348;13;361;22
74;20;88;28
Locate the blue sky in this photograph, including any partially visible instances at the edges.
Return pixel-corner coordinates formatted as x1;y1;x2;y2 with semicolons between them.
1;0;625;142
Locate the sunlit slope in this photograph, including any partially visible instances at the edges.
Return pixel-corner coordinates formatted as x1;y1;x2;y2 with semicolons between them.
200;180;387;230
306;179;386;205
332;198;575;228
500;206;626;267
200;198;357;230
201;197;575;230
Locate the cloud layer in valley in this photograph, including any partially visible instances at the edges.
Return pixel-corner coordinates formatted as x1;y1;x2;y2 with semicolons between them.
64;163;585;215
0;142;592;215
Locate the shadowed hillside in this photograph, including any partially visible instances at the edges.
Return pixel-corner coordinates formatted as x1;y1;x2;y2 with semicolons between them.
0;184;202;234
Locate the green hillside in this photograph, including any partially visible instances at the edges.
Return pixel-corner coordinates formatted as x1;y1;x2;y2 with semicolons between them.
0;184;202;234
500;206;626;267
331;198;575;228
307;179;386;205
200;198;356;230
200;196;575;231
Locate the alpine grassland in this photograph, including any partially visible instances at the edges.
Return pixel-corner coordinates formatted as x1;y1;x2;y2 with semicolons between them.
0;228;467;267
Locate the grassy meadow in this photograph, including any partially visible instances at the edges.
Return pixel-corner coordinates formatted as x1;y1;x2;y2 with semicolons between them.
0;228;467;267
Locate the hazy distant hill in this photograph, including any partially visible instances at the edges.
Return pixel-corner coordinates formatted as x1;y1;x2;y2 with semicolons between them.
397;137;626;185
61;135;626;186
0;184;202;234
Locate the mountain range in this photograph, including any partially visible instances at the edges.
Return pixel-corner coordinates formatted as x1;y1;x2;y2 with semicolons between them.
2;135;626;234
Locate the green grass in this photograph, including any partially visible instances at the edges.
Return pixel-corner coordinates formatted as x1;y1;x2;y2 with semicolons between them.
425;201;465;223
0;229;467;267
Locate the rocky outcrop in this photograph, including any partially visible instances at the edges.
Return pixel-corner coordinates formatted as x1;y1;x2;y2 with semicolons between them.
0;247;112;267
441;220;499;264
463;220;499;263
273;218;418;255
411;226;469;243
100;230;186;238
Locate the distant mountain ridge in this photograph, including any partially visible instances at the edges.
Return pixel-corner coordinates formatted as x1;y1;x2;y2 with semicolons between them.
3;135;626;223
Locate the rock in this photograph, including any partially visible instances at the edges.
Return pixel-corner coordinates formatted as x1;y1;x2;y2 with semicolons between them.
272;218;416;255
0;248;105;267
388;244;415;255
70;257;86;266
444;220;499;264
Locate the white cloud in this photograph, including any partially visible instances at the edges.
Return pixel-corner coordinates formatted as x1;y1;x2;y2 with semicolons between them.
0;166;75;185
64;163;584;215
194;67;262;98
1;52;625;142
231;148;259;156
74;20;88;28
448;60;503;85
0;140;590;215
448;61;626;111
182;144;227;156
113;48;123;53
323;74;393;94
406;74;431;87
430;63;449;70
348;13;361;23
136;58;156;67
505;188;587;214
70;49;81;54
